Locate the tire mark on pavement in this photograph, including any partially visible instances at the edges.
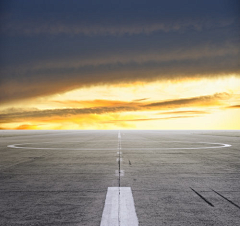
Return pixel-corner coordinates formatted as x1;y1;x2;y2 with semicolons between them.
190;187;214;207
212;189;240;209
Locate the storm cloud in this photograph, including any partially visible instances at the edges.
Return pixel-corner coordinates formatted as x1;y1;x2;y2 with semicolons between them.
1;0;239;103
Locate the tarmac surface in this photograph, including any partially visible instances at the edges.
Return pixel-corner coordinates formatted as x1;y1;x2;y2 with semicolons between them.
0;130;239;225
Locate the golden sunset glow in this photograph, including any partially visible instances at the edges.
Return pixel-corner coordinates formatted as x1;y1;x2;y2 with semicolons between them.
1;76;239;130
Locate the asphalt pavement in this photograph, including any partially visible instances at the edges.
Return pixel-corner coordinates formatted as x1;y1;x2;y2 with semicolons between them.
0;130;239;225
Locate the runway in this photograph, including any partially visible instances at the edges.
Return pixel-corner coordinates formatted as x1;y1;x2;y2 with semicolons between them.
0;130;239;225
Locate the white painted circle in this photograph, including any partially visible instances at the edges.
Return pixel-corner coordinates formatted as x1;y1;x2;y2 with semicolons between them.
7;141;231;150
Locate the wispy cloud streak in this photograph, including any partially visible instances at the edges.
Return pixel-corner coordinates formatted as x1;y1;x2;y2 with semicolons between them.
2;18;235;36
104;115;198;123
0;92;230;123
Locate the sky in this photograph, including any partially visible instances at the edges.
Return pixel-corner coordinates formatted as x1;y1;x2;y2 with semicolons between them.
0;0;239;130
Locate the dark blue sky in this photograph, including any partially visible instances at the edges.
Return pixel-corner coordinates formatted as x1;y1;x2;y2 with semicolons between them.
1;0;239;103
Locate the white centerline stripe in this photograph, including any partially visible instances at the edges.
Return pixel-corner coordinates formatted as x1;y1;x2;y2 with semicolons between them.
115;170;125;176
116;158;123;162
100;187;138;226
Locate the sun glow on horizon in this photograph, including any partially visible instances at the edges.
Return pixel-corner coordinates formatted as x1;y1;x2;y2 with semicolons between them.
0;76;239;130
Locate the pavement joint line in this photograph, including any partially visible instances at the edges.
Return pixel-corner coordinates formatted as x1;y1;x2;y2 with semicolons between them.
118;131;122;187
2;189;240;193
190;187;214;207
118;131;121;225
100;187;138;226
118;132;120;225
118;186;121;226
0;190;107;192
211;189;240;209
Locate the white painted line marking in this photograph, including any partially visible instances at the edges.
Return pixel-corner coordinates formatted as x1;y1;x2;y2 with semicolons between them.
100;187;138;226
7;144;119;150
115;170;124;176
118;132;121;139
119;143;231;150
116;158;123;162
7;142;232;150
117;152;122;155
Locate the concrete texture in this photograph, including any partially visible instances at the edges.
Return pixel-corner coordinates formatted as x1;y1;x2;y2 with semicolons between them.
0;130;239;225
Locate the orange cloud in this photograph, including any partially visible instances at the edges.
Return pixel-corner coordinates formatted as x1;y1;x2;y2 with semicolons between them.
51;99;135;108
227;105;240;108
15;124;39;130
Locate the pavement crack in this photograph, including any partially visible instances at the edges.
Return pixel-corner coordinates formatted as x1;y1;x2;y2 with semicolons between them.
190;187;214;207
212;189;240;209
